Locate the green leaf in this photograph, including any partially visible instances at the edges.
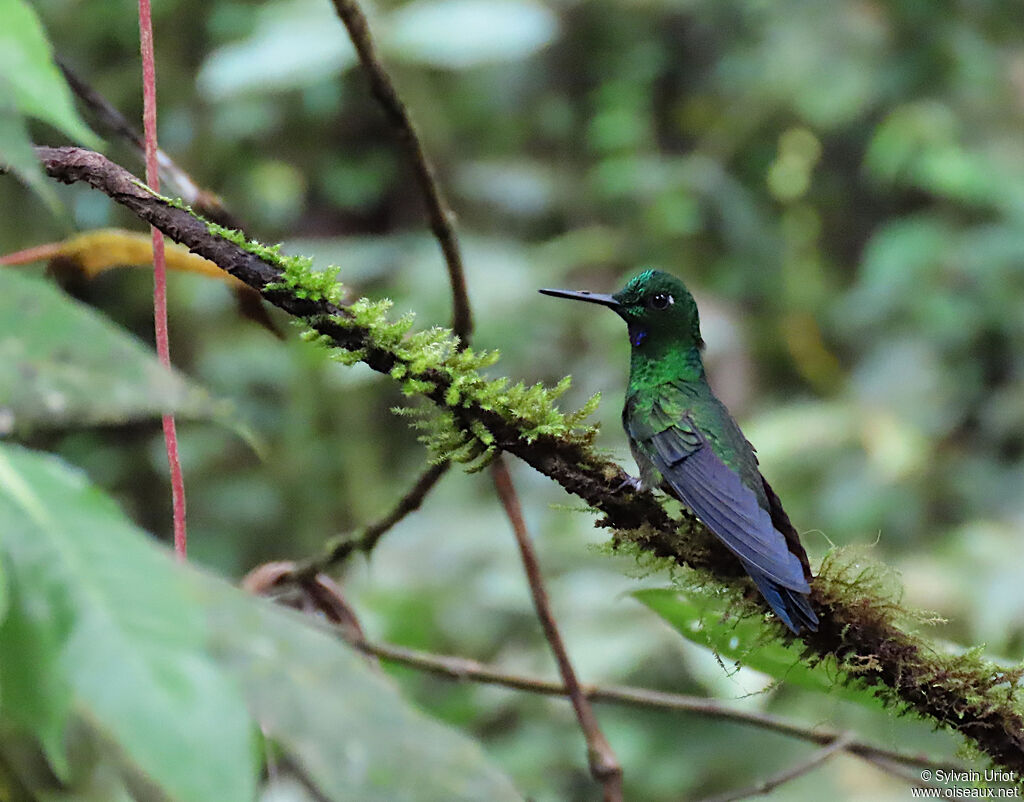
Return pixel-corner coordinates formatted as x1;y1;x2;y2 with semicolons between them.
0;0;100;206
0;443;524;801
0;80;59;210
0;271;232;435
0;557;73;778
0;0;97;145
634;588;884;709
205;586;525;802
0;442;258;802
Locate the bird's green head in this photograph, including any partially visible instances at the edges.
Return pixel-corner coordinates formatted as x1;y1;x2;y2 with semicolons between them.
540;269;704;352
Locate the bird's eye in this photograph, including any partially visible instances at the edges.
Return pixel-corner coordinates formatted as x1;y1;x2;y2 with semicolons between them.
648;293;673;310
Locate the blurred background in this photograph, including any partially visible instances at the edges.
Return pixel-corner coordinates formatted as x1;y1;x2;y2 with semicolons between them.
5;0;1024;798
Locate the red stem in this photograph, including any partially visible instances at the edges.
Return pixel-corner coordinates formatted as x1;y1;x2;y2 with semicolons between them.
0;242;64;265
138;0;187;559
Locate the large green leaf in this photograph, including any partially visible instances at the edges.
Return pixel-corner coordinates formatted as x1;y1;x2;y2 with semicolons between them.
0;271;230;435
0;0;99;205
0;555;73;779
0;79;58;209
0;442;524;801
634;588;884;709
205;586;524;802
0;442;258;802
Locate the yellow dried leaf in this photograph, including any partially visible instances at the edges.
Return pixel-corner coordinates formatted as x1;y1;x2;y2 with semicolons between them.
1;228;245;288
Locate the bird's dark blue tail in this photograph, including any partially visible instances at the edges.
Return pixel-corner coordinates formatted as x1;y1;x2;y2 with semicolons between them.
743;562;819;634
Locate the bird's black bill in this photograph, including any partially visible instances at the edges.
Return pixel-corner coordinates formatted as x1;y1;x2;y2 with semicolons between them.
538;288;620;309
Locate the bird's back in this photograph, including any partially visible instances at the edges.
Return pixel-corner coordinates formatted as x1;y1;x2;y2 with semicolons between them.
624;376;817;632
626;378;764;504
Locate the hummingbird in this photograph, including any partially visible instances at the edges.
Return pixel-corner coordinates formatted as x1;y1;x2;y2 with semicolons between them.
540;270;818;634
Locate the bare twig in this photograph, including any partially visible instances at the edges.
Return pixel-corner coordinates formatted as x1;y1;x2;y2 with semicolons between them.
297;0;471;572
290;461;450;579
269;751;334;802
351;637;965;776
58;57;241;228
58;59;146;151
245;570;960;795
247;564;957;789
258;573;955;793
243;560;379;670
26;146;1024;775
492;456;624;801
698;733;855;802
328;0;472;342
58;60;142;153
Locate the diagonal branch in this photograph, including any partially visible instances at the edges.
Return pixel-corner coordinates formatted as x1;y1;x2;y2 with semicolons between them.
292;461;450;577
699;733;855;802
353;637;964;776
25;145;1024;775
492;456;623;801
258;572;959;793
58;57;241;229
328;0;472;342
258;564;948;794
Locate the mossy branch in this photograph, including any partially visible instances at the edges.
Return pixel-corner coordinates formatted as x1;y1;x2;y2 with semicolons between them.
30;145;1024;775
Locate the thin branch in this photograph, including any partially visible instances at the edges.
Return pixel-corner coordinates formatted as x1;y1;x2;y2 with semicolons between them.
352;637;964;776
250;574;953;795
137;0;187;560
292;0;471;575
265;575;950;798
243;561;380;670
250;562;957;792
329;0;472;343
26;146;1024;775
290;461;450;579
699;732;855;802
268;751;334;802
255;569;956;793
59;59;146;152
492;456;623;801
58;57;242;228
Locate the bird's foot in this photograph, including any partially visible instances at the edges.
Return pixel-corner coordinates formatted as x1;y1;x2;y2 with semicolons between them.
614;474;644;494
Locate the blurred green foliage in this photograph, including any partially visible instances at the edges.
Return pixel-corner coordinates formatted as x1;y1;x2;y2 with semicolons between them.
4;0;1024;798
0;0;97;206
0;441;521;801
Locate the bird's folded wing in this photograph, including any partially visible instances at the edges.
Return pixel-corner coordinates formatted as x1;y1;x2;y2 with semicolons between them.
628;411;810;593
